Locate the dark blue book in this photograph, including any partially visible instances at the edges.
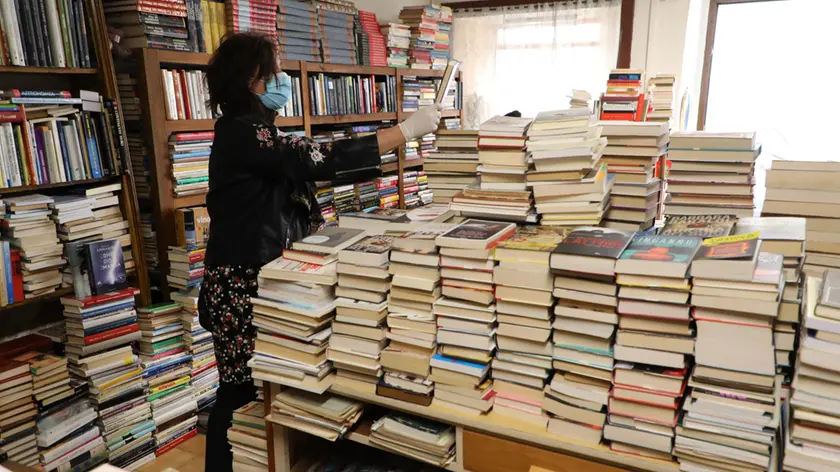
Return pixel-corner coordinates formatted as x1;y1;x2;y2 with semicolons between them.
83;239;128;295
80;302;136;320
82;317;137;337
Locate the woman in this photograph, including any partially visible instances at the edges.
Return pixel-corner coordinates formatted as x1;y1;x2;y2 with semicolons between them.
199;33;441;470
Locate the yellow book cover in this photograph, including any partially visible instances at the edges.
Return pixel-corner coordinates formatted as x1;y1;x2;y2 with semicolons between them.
201;0;213;53
150;374;191;395
217;2;228;40
98;367;143;391
494;227;567;258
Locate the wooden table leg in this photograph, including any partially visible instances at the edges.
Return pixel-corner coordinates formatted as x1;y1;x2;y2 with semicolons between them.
264;381;292;472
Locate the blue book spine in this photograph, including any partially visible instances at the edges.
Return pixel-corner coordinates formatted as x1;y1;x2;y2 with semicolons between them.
432;354;484;371
4;242;13;304
83;317;137;337
82;114;102;178
80;301;136;319
56;124;73;181
171;151;211;159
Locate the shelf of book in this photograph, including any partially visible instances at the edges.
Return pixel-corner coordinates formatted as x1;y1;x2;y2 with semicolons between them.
0;66;99;75
164;119;218;134
310;113;399;126
174;194;207;210
342;419;464;472
381;163;399;173
155;50;303;73
305;63;395;76
0;176;122;197
0;288;74;313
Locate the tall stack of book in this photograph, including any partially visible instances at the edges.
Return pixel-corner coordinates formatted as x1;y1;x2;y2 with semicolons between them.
105;0;192;51
677;247;782;471
51;196;97;288
432;220;516;414
357;11;387;66
228;402;268;472
528;109;609;228
369;412;455;467
665;132;758;218
381;23;410;68
316;183;337;226
548;227;633;444
317;2;357;65
268;389;363;441
167;246;205;291
599;69;645;122
249;228;366;393
375;175;399;209
276;0;320;63
425;129;479;204
171;289;218;416
35;397;106;471
785;274;840;471
434;6;453;70
398;5;440;69
353;180;379;212
402;170;431;208
0;358;38;467
646;74;676;124
329;235;394;393
607;234;701;460
169;132;212;198
379;223;452;405
225;0;276;38
482;227;562;426
0;0;95;67
333;184;355;215
12;352;73;415
599;121;669;229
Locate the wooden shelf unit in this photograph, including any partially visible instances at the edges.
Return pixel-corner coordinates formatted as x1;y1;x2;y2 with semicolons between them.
0;0;152;336
131;49;463;299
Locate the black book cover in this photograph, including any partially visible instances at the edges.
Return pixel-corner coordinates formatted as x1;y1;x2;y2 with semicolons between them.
440;219;513;242
619;235;702;265
695;232;759;261
107;99;130;173
35;0;53;66
98;388;145;413
16;0;37;66
97;105;119;175
184;0;198;52
83;239;128;296
660;214;736;238
64;0;80;67
552;226;635;259
112;437;155;467
74;0;92;68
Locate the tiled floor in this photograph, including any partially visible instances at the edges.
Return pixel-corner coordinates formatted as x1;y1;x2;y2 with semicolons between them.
138;434;206;472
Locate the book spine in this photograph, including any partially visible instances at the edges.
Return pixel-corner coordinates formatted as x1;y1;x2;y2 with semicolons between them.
25;122;41;184
107;99;129;174
17;0;37;66
35;0;53;66
55;122;72;180
10;250;23;301
34;126;50;183
12;124;30;185
56;0;75;67
71;117;91;179
173;70;185;120
1;0;24;65
49;121;67;182
64;0;80;68
185;0;198;52
2;242;11;305
0;240;7;306
84;322;138;345
81;113;102;178
74;0;90;67
200;0;212;52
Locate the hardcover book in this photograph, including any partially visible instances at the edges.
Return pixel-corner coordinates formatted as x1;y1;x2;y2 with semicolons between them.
734;217;806;241
83;239;128;296
619;235;702;264
820;270;840;310
342;235;394;255
495;227;568;253
695;232;760;261
552;227;634;259
291;228;367;255
660;214;736;238
435;219;516;250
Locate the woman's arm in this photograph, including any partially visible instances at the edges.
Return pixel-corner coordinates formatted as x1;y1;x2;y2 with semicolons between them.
376;126;407;155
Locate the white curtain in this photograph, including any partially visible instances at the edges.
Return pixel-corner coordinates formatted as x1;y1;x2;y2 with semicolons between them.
452;1;621;128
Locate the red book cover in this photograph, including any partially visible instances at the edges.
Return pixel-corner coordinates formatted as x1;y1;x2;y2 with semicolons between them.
132;4;188;17
171;132;214;142
600;112;635;121
61;287;137;308
84;324;139;346
157;428;198;456
192;360;217;377
228;0;277;8
178;70;192;120
10;250;22;301
0;109;26;122
188;252;205;263
634;93;646;122
0;335;52;359
172;71;185;120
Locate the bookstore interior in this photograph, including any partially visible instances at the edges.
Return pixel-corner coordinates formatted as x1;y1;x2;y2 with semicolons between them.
0;0;835;471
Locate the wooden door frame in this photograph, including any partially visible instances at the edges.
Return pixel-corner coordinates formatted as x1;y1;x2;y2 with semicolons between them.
697;0;787;130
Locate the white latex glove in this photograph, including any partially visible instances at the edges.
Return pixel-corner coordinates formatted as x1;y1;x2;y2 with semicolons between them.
399;104;443;141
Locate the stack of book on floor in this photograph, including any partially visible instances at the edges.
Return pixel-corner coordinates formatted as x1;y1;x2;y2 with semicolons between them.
607;234;701;460
249;228;366;393
599;121;669;230
548;227;633;444
676;249;783;471
329;235;395;394
228;402;268;472
225;0;276;38
171;290;218;414
76;183;136;273
269;388;363;441
425;129;479;204
276;0;319;62
735;217;806;384
35;397;106;471
370;412;455;467
169;131;213;198
378;223;450;405
12;352;72;414
784;273;840;471
317;2;357;65
402;170;431;208
0;358;38;467
484;227;565;426
104;0;191;51
167;246;206;291
1;195;64;299
646;74;676;123
381;23;411;68
527;109;609;228
357;11;387;66
451;116;535;222
399;5;440;69
666;132;758;218
600;69;645;121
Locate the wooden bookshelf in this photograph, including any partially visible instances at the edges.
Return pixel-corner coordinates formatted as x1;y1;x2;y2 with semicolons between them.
0;288;74;313
0;176;122;196
0;66;99;74
165;119;217;133
310;112;398;125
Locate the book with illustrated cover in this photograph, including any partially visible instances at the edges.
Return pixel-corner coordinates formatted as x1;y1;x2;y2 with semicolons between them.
615;235;702;278
751;252;783;285
552;227;635;259
342;235;394;255
660;214;736;238
435;219;516;250
291;228;367;255
83;239;128;296
392;223;457;254
695;232;760;260
495;227;567;256
11;352;66;376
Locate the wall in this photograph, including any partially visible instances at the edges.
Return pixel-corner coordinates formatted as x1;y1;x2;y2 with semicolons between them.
354;0;426;22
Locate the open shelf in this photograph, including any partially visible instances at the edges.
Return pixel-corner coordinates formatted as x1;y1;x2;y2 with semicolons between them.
0;175;122;196
345;419;463;472
404;158;426;170
165;120;216;133
306;63;394;76
311;113;398;125
0;287;74;312
381;162;399;173
174;194;207;209
0;65;98;74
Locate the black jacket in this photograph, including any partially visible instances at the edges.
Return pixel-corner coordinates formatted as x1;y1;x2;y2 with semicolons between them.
204;114;381;267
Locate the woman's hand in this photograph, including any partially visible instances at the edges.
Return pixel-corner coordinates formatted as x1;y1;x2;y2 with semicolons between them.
399;104;443;141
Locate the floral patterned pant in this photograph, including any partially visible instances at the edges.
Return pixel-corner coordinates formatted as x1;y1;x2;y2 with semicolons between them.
198;265;259;385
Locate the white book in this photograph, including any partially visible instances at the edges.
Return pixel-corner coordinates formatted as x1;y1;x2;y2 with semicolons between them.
2;123;21;186
43;0;66;67
0;0;25;65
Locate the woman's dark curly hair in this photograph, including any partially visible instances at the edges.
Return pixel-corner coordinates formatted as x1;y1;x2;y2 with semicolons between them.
206;33;278;117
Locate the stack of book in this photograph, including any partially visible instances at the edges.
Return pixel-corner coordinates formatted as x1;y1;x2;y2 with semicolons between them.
316;183;337;226
646;74;676;123
140;213;158;271
49;196;96;277
548;227;633;444
169;131;212;198
225;0;276;38
105;0;191;51
379;223;452;405
402;76;436;112
357;11;387;66
404;170;432;208
599;69;646;121
785;274;840;471
399;5;440;69
369;412;455;467
677;250;782;471
0;358;37;467
35;398;106;471
607;234;700;460
434;6;453;70
425;129;479;204
329;235;394;393
142;348;198;458
317;4;357;65
569;90;592;109
665;132;759;218
527;109;609;228
249;228;366;393
376;175;399;209
381;23;411;68
228;402;268;472
599;121;669;230
276;0;320;62
167;246;206;291
269;388;364;441
353;180;379;212
12;352;72;413
0;0;94;67
333;184;355;215
171;289;218;414
1;195;64;299
485;227;564;426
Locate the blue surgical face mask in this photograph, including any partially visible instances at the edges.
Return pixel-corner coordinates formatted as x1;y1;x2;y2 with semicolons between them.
256;72;292;110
